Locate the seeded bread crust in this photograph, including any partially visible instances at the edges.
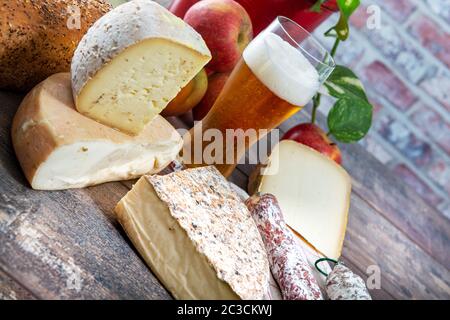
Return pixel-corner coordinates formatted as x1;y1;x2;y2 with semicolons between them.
0;0;111;91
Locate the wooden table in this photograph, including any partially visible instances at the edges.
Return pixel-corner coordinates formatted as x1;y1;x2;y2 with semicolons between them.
0;89;449;300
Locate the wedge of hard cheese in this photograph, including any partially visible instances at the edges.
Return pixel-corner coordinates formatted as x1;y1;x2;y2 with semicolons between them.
12;73;182;190
253;140;351;260
115;166;271;300
71;0;211;135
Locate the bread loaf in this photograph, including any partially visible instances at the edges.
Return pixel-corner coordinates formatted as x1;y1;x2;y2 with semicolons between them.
0;0;111;91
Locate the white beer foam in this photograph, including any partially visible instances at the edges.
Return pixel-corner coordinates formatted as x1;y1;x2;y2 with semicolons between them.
243;32;320;107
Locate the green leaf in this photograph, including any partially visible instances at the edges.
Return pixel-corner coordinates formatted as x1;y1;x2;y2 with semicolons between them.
323;65;368;101
327;97;372;143
337;0;360;19
311;0;328;12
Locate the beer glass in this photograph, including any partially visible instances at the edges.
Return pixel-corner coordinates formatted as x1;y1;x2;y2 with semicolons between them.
183;16;335;177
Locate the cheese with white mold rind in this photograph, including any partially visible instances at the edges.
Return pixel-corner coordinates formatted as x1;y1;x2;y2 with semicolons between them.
12;73;182;191
115;166;271;300
71;0;211;135
256;140;351;260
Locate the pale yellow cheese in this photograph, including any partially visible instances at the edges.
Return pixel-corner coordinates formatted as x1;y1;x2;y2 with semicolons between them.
115;167;271;300
257;140;351;259
71;0;211;135
115;177;240;300
11;73;183;190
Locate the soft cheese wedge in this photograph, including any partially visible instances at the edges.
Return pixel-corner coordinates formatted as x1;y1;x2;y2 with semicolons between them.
71;0;211;135
12;73;182;190
115;166;271;300
255;140;351;260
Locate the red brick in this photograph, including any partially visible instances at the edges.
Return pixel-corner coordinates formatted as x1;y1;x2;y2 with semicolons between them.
420;74;450;111
408;15;450;68
350;5;369;29
392;164;444;207
361;61;417;110
411;103;450;156
372;0;416;23
375;114;432;168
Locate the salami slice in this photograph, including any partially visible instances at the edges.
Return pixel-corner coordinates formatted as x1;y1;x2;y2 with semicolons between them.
246;193;323;300
325;263;372;300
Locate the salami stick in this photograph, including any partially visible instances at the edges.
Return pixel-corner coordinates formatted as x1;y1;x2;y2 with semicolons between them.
246;193;323;300
316;259;372;300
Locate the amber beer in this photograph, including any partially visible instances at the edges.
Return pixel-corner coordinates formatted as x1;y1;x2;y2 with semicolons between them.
202;59;301;140
183;17;335;177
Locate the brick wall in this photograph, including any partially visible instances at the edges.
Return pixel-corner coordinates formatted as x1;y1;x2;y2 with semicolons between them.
313;0;450;219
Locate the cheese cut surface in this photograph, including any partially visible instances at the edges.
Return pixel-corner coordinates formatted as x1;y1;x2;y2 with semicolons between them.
257;140;351;259
71;0;211;135
12;73;182;190
115;167;271;300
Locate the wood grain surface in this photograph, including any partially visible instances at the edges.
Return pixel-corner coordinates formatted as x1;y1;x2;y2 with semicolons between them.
0;91;170;299
1;85;450;299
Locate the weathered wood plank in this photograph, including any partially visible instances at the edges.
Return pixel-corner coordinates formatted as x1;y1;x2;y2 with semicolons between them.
0;91;170;300
0;268;36;300
279;110;450;268
342;193;450;299
2;88;448;299
0;180;171;300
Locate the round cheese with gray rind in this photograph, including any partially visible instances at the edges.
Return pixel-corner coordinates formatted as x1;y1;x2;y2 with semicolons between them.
71;0;211;135
12;73;182;191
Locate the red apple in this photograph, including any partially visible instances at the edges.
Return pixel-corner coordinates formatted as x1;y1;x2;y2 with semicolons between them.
184;0;253;73
193;72;229;121
169;0;200;18
283;123;343;164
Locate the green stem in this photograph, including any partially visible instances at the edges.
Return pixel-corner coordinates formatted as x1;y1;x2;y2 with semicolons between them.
330;38;340;57
311;94;321;124
310;37;340;124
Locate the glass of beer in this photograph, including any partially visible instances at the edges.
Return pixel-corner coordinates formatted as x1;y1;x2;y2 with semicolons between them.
183;16;335;177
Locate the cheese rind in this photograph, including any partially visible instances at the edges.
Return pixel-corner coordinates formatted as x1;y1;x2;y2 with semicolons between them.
12;73;182;190
115;167;271;300
71;0;211;135
256;140;351;259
